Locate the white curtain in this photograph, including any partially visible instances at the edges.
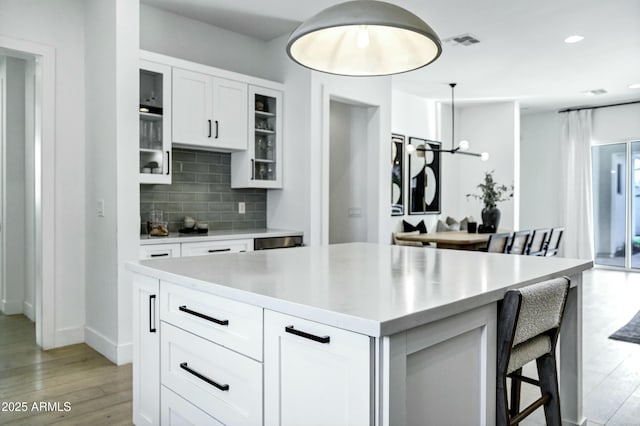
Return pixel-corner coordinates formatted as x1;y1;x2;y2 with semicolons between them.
560;110;594;260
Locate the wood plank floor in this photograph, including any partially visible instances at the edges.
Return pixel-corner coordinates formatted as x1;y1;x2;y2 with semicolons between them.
0;313;132;425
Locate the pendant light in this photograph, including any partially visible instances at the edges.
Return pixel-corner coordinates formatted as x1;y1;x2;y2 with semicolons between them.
407;83;489;161
286;0;442;76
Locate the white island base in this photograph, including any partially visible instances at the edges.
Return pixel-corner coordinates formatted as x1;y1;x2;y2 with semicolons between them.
127;243;591;426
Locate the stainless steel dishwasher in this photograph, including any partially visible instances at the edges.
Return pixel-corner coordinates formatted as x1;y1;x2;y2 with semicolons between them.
254;235;303;250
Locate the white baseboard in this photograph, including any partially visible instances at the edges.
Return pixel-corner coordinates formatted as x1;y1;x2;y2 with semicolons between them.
84;326;131;365
55;326;84;347
0;298;23;315
23;300;34;321
85;326;118;364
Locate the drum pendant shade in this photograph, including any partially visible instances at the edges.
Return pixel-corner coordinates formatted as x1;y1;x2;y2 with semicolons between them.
286;0;442;76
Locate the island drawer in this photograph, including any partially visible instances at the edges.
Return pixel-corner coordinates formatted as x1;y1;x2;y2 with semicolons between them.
161;322;262;426
161;385;224;426
160;281;263;360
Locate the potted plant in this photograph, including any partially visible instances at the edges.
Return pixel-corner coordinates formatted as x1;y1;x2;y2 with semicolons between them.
466;171;513;231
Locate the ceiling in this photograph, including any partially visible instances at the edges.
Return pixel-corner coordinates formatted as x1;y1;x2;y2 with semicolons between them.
141;0;640;112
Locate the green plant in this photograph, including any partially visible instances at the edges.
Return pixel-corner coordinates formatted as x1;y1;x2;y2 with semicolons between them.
466;170;513;208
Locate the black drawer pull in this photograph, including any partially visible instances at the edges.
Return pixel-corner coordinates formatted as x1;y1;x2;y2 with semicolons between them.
208;248;231;253
285;325;330;344
180;362;229;391
149;294;156;333
214;120;219;139
179;305;229;326
150;253;169;258
208;119;212;138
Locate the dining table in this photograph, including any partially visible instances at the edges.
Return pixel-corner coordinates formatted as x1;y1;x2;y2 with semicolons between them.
395;230;511;251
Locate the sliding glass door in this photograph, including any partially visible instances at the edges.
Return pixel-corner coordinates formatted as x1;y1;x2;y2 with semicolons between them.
592;141;640;269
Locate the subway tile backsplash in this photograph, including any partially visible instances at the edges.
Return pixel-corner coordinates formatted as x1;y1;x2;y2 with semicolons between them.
140;148;267;233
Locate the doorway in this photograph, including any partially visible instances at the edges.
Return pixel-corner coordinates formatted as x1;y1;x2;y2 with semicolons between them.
328;100;378;244
592;141;640;269
0;55;36;322
0;35;55;349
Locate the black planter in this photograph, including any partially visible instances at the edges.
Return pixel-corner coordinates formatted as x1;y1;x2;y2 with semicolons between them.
481;206;501;231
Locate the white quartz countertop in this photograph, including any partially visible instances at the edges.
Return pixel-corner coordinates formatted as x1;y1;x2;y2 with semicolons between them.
139;228;303;245
126;243;592;337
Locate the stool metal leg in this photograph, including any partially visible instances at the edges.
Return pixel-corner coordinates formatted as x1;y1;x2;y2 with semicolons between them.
536;354;562;426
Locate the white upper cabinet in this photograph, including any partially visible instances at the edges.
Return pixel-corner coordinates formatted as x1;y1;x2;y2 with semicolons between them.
172;68;247;152
231;85;283;189
139;59;172;184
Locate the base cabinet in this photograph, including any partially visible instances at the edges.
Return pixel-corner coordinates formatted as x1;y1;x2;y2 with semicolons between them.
132;275;160;426
264;310;372;426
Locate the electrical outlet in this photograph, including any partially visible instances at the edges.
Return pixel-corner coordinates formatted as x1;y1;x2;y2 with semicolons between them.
97;199;105;217
238;202;246;214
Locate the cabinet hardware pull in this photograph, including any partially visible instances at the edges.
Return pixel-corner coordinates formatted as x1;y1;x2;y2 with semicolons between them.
150;253;169;258
166;151;170;175
180;362;230;391
208;248;231;253
251;159;255;180
208;119;212;138
179;305;229;326
149;294;157;333
215;120;219;139
285;325;330;344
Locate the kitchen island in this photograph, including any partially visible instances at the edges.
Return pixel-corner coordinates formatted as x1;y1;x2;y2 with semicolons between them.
127;243;592;426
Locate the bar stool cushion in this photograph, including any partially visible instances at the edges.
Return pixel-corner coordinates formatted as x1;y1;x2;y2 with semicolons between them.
507;335;552;374
513;279;568;345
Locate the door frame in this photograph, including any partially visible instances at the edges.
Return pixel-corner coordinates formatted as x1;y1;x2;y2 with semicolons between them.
0;35;55;348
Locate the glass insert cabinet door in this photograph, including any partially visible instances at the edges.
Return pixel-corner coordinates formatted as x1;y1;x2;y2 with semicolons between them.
139;59;172;185
591;141;640;269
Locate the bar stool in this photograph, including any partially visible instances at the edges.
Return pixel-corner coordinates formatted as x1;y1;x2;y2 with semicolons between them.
497;277;570;426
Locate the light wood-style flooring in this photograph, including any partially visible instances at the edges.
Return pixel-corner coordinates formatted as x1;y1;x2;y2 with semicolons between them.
0;313;132;425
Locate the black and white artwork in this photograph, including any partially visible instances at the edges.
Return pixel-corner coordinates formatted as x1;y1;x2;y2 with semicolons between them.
391;134;405;216
408;137;441;214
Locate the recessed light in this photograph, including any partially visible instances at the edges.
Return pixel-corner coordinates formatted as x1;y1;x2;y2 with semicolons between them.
629;83;640;89
564;35;584;44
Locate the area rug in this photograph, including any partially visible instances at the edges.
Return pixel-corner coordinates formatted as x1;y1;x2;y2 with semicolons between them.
609;310;640;344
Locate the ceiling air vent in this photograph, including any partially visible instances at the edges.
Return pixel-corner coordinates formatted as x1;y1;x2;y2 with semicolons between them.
443;33;481;46
582;88;608;96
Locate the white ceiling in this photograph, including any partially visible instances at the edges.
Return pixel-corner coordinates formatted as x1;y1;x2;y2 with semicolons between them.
141;0;640;112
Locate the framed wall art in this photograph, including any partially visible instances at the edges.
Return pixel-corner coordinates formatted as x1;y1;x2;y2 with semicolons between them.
408;137;441;214
391;134;405;216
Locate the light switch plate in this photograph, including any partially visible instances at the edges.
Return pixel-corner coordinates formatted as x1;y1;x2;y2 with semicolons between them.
97;199;105;217
238;202;246;214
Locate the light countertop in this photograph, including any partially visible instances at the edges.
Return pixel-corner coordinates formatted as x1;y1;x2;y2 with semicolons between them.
140;228;303;245
126;243;592;337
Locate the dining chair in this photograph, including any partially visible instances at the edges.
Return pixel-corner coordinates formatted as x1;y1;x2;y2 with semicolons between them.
527;228;550;256
508;230;531;255
485;232;512;253
544;227;565;256
497;277;570;426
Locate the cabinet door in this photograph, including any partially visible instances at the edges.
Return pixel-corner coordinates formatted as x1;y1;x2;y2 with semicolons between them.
140;59;172;185
212;77;247;151
173;68;213;146
231;85;282;188
132;274;160;426
264;310;372;426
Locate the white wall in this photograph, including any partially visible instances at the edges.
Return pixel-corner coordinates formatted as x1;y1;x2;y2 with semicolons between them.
592;103;640;144
519;111;563;229
140;5;275;81
459;102;519;230
329;101;368;244
0;0;86;346
263;34;312;243
84;0;139;364
0;55;26;315
390;91;440;234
